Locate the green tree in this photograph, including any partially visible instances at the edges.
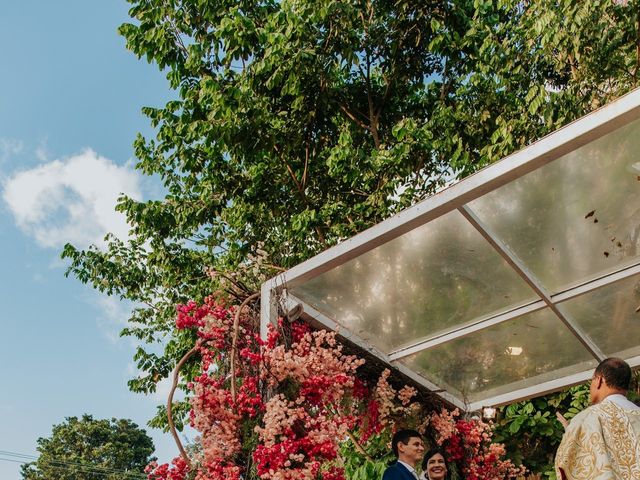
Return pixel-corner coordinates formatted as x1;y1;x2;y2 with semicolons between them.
21;415;155;480
492;384;590;477
62;0;640;428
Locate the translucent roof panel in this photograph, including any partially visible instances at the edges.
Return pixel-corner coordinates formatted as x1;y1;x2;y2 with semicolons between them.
558;274;640;358
262;88;640;410
468;117;640;293
290;210;539;354
397;308;598;403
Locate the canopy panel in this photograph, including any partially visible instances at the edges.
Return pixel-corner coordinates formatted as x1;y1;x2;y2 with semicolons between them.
261;89;640;410
291;209;538;354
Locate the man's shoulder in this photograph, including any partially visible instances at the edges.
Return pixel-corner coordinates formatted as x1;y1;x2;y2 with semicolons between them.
567;400;639;431
382;462;410;479
383;462;404;473
571;402;613;423
572;403;600;421
560;404;606;439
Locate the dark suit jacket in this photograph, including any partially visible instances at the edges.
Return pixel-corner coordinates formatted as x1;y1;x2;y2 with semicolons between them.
382;461;417;480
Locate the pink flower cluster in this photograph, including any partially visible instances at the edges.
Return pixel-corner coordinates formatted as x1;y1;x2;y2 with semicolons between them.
429;409;526;480
175;299;227;331
149;299;366;480
373;369;419;427
429;408;460;445
148;297;526;480
254;327;364;480
145;458;189;480
190;375;242;466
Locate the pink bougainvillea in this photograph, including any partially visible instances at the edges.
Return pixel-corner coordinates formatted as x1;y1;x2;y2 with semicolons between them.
145;457;190;480
254;325;363;480
147;296;525;480
429;408;527;480
150;298;368;480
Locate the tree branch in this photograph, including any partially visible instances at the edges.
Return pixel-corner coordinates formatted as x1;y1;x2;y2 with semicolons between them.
347;431;372;462
274;145;327;246
230;292;261;402
167;345;199;469
339;104;371;131
302;140;310;190
274;145;306;197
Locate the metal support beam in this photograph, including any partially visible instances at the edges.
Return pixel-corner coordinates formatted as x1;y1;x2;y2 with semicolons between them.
260;275;290;340
388;299;546;361
264;89;640;291
288;294;468;410
467;367;595;411
458;205;605;361
552;262;640;303
469;353;640;409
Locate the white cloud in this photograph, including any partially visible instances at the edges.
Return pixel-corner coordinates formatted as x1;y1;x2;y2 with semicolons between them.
0;138;23;163
2;148;141;249
35;137;50;162
94;294;133;343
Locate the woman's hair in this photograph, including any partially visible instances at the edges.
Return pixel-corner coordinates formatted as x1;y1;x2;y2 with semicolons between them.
421;448;449;475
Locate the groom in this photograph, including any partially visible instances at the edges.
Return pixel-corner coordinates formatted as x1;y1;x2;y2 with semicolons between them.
382;429;425;480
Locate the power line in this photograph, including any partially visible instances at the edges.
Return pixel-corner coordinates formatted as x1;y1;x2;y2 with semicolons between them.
0;450;147;479
0;450;36;460
0;458;144;479
0;457;25;464
0;458;145;479
0;457;146;479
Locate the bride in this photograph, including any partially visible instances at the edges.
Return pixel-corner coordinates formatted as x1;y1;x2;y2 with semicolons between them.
419;449;449;480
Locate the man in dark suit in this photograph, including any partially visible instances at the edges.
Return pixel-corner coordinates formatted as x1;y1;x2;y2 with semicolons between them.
382;429;425;480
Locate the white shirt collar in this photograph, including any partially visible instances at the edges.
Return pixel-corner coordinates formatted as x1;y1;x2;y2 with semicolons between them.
603;393;640;410
397;460;418;477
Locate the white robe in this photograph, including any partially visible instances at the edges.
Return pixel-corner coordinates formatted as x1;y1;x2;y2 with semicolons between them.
555;398;640;479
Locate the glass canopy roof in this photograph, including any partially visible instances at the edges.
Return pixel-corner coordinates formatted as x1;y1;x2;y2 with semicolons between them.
261;88;640;411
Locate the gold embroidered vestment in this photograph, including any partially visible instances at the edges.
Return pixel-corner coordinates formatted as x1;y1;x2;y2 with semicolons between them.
555;401;640;479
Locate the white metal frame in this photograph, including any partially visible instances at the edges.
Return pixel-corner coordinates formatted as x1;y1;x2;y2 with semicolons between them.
260;88;640;410
388;261;640;362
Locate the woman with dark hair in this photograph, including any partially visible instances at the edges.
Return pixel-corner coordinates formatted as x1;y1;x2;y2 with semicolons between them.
419;448;449;480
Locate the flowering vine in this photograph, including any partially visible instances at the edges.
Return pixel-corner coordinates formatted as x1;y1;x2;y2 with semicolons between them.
145;294;526;480
429;408;527;480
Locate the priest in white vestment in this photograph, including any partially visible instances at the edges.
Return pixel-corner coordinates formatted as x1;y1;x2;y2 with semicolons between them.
555;357;640;480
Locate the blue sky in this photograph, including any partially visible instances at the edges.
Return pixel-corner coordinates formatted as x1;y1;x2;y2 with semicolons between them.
0;2;186;478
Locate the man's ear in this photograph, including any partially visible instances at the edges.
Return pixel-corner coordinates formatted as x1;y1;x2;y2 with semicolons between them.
397;441;406;455
594;374;604;389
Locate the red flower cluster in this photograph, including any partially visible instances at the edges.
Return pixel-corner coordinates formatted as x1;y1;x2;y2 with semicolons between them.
175;299;216;329
150;297;525;480
289;320;311;343
321;466;346;480
194;461;242;480
300;373;349;405
359;399;383;443
145;457;189;480
430;409;526;480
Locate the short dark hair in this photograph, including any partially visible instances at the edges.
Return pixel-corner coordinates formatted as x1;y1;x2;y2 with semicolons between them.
391;429;421;457
422;447;449;472
594;357;632;391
